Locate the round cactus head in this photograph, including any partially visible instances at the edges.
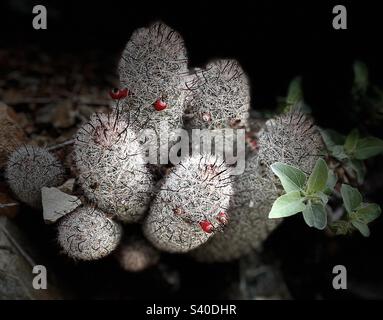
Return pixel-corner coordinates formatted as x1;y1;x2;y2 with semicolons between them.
74;111;153;222
184;59;250;130
118;21;189;132
257;110;324;174
5;145;64;208
167;154;233;227
143;154;233;253
117;239;160;272
57;206;122;261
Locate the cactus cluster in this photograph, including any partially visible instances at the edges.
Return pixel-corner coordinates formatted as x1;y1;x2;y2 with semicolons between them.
4;21;324;270
192;113;324;262
117;22;189;137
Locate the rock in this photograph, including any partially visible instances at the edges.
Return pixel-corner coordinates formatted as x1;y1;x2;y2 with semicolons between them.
0;102;27;168
41;187;81;224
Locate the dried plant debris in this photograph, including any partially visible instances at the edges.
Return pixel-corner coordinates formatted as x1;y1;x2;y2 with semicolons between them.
41;187;81;224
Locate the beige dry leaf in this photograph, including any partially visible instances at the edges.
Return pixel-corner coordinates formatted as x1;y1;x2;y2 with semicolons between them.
41;187;82;224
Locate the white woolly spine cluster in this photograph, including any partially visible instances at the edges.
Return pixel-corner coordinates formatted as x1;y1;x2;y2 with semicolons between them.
192;111;324;262
5;145;64;208
117;239;160;272
118;21;189;134
74;111;153;222
184;59;250;130
57;206;122;261
143;153;233;253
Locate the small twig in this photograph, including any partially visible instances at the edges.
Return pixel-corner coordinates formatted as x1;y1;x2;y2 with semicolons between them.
0;203;19;209
47;139;75;151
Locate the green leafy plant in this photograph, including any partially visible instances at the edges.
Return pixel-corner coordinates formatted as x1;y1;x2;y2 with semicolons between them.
268;158;381;236
320;128;383;184
330;184;381;237
268;158;333;230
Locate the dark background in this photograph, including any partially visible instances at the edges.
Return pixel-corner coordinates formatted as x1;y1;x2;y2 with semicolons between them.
1;0;383;300
1;0;383;130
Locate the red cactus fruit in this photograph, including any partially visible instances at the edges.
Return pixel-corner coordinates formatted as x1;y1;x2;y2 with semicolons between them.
199;220;214;233
216;212;228;225
109;88;129;99
153;99;167;111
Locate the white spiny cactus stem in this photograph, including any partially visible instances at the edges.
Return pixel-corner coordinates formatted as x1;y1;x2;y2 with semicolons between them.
257;110;324;175
57;206;122;261
118;22;189;134
74;111;153;222
143;153;233;253
184;59;250;130
5;145;64;208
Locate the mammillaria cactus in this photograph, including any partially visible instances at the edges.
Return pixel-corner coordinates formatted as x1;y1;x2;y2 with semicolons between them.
3;21;329;268
192;111;324;262
257;111;323;174
57;206;122;261
73;111;153;222
184;59;250;130
184;59;250;166
143;153;233;253
118;22;189;137
5;145;64;208
117;238;160;272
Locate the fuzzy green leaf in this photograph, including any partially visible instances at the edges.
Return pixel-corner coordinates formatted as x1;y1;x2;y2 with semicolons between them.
317;191;329;205
319;129;345;149
268;191;305;219
354;137;383;160
341;184;362;214
348;159;366;185
344;129;360;155
307;158;328;194
330;220;353;235
286;76;303;105
330;145;349;161
324;170;337;195
302;202;327;230
271;162;306;193
354;203;381;224
351;220;370;237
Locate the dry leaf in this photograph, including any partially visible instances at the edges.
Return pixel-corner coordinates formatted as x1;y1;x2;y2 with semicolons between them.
41;187;81;224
